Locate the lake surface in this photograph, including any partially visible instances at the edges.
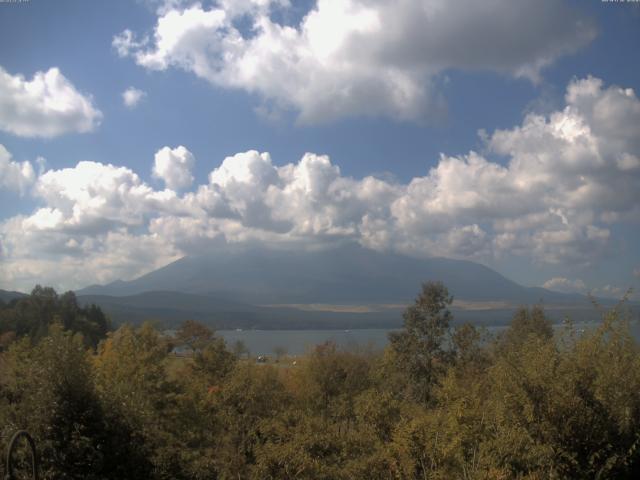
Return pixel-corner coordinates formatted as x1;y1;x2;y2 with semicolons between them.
218;320;640;356
218;328;394;356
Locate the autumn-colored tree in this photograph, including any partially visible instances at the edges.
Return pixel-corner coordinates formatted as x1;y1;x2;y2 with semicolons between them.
294;341;371;421
215;363;289;479
93;323;178;478
387;281;454;405
189;336;236;386
232;339;250;358
174;320;215;354
2;282;640;479
495;304;553;354
0;324;148;479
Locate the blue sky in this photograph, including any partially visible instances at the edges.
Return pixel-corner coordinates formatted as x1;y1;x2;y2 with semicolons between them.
0;0;639;297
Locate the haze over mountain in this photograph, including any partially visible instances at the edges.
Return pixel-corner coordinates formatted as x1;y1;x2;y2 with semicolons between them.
1;1;638;328
78;244;576;304
0;289;26;304
68;244;621;329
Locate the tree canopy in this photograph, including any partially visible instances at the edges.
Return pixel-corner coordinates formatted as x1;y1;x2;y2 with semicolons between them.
1;285;640;479
0;286;110;348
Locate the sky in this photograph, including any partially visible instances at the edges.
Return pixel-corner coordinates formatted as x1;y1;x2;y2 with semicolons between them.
0;0;639;298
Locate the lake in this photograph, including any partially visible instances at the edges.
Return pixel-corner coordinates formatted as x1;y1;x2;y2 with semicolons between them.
218;328;393;356
218;320;640;356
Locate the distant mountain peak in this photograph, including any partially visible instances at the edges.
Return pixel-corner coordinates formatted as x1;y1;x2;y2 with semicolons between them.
0;289;28;303
75;244;576;305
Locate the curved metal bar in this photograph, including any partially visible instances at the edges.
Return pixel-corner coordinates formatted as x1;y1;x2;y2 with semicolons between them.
4;430;38;480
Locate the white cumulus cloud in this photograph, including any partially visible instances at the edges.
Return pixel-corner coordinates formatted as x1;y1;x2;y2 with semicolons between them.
122;86;147;108
0;66;102;137
113;0;595;123
593;284;629;300
152;145;195;191
32;160;180;233
542;277;587;294
1;76;639;291
0;144;36;195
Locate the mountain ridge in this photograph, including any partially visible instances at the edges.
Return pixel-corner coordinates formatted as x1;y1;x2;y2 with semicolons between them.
0;289;28;303
7;245;623;329
76;244;583;305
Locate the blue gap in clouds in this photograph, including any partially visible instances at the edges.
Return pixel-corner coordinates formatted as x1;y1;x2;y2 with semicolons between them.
236;70;540;185
544;2;640;94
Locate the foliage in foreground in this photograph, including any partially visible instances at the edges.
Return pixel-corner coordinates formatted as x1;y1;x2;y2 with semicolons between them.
1;282;639;479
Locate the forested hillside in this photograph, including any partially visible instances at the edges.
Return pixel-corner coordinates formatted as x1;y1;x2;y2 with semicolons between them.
1;283;639;479
0;286;110;348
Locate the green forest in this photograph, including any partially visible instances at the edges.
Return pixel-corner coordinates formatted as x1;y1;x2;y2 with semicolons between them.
1;282;639;479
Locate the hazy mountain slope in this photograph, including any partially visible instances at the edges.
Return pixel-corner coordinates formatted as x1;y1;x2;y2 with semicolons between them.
0;289;27;303
77;291;261;328
77;243;571;304
75;290;622;330
72;244;634;329
76;290;409;329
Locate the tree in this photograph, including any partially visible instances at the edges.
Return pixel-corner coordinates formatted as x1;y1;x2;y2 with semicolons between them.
232;339;250;358
174;320;214;354
0;286;110;348
387;281;453;405
273;345;287;362
215;364;289;479
189;336;236;386
0;324;149;479
93;323;176;478
295;342;371;421
495;305;553;354
451;322;489;374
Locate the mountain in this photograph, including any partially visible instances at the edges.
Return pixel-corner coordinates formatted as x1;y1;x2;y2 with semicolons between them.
6;246;626;328
77;243;580;305
72;244;622;328
76;291;260;329
0;289;27;303
75;290;410;330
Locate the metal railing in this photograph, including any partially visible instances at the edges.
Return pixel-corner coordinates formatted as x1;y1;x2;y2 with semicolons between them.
4;430;38;480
